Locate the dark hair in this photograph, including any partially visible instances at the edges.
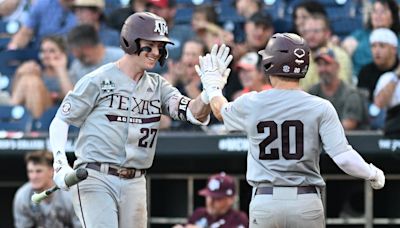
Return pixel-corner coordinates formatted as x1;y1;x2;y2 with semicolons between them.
309;13;331;31
25;151;53;167
193;4;218;24
292;0;327;32
184;38;208;55
247;11;273;28
67;24;100;48
41;36;67;53
367;0;400;34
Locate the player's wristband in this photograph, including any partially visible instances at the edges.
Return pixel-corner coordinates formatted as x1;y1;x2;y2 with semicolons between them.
177;96;191;121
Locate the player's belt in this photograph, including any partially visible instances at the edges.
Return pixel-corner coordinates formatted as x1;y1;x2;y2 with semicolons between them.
86;162;146;179
255;186;317;195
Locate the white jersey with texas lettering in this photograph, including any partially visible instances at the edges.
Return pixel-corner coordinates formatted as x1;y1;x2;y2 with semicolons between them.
221;89;353;187
56;63;191;169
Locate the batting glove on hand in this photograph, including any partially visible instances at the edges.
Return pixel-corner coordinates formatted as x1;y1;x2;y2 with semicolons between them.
368;163;385;189
53;154;74;191
195;44;232;102
195;54;231;100
210;43;233;75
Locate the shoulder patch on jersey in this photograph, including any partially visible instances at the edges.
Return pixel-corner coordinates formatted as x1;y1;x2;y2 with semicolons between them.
101;79;115;93
61;102;71;115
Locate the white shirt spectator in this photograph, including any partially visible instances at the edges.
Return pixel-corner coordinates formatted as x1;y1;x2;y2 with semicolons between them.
374;72;400;108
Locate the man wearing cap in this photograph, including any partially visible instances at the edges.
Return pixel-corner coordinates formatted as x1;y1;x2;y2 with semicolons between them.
232;52;271;100
231;11;274;62
309;47;368;130
231;0;263;43
174;172;249;228
358;28;399;103
72;0;120;47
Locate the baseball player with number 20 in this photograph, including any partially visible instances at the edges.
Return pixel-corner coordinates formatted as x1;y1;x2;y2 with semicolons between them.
196;33;385;228
48;12;232;228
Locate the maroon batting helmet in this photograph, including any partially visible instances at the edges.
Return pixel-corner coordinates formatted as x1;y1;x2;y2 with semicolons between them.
258;33;310;78
120;12;174;65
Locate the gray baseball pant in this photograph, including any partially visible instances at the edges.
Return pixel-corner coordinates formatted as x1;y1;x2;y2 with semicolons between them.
70;165;147;228
249;187;325;228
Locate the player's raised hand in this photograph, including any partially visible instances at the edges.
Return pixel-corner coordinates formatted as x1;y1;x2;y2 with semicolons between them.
369;163;385;189
196;54;229;100
211;44;233;73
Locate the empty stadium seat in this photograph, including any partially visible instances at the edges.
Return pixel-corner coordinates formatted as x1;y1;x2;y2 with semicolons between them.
0;105;32;132
32;105;59;132
175;7;194;24
0;48;39;90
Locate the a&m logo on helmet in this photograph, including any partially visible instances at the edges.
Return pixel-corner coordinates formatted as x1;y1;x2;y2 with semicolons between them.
154;19;168;36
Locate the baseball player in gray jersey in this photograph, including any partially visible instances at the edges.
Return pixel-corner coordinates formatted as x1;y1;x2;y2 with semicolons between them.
48;12;231;228
196;33;385;228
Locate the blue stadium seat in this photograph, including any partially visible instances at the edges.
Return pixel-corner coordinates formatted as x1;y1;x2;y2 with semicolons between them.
218;5;244;23
104;0;123;16
175;7;194;24
32;105;59;132
0;48;39;78
0;105;33;132
0;37;11;52
331;16;363;38
176;0;212;5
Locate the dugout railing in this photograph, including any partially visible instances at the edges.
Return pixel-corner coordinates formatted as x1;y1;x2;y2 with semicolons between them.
146;173;400;228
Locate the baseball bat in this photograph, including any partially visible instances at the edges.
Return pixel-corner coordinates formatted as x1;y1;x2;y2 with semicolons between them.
31;168;88;204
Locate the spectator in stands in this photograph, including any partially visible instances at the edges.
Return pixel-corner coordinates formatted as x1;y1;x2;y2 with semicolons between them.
225;11;273;101
357;28;398;103
373;68;400;138
147;0;193;74
107;0;147;31
300;14;352;91
67;24;123;84
231;11;274;64
342;0;400;77
191;4;233;51
173;172;248;228
11;36;73;118
232;52;271;100
164;39;206;98
162;38;207;131
229;0;262;43
13;151;81;228
7;0;77;50
291;0;327;36
309;47;368;130
235;0;261;19
72;0;120;47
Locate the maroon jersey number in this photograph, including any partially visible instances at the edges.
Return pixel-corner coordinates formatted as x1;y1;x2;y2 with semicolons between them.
138;128;158;148
257;120;304;160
